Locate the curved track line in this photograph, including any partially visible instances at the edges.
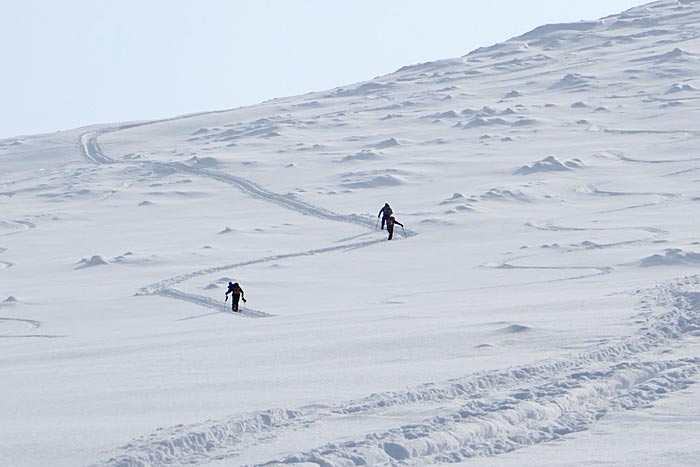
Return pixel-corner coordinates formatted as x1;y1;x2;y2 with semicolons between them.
598;150;700;165
0;317;61;339
80;131;116;164
526;221;668;238
492;262;613;283
0;220;35;236
139;238;386;295
90;276;700;467
482;222;669;286
604;128;700;137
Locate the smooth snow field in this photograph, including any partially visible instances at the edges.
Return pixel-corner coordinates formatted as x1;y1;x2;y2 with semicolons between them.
4;1;700;466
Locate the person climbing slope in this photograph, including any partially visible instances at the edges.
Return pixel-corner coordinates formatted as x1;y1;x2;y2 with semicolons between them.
378;203;393;230
385;215;404;241
225;281;246;312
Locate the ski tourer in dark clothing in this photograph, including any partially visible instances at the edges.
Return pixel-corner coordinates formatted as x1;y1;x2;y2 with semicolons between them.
386;216;404;240
378;203;393;230
225;282;246;312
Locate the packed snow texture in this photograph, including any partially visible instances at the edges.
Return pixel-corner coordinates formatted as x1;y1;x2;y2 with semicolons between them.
4;1;700;466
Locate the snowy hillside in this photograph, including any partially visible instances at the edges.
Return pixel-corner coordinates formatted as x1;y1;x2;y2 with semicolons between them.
4;1;700;466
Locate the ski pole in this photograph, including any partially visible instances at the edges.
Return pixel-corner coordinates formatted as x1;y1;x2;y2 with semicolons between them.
375;217;380;230
401;226;406;237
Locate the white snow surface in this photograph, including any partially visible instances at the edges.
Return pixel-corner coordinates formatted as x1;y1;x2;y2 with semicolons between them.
4;1;700;466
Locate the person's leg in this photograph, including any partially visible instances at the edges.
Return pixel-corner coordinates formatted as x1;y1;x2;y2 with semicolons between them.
388;226;393;240
381;217;386;229
233;295;240;311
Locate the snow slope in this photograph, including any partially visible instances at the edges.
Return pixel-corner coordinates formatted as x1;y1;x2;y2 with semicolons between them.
3;1;700;466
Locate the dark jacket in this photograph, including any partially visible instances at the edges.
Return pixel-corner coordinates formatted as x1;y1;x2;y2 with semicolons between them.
379;204;393;218
226;282;244;298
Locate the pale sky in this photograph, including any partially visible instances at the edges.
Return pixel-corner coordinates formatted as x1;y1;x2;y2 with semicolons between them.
1;0;645;139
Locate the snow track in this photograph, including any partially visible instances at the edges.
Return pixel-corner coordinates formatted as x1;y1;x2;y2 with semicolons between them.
163;161;410;233
0;317;60;338
80;130;415;234
0;317;39;335
80;131;116;164
137;238;385;318
138;239;386;296
91;276;700;467
154;288;274;318
79;130;408;316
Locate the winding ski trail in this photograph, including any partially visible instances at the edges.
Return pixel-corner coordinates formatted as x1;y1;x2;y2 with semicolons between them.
81;128;411;317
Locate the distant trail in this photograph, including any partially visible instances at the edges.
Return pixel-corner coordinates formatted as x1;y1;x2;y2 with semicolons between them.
604;128;700;137
79;131;116;164
162;161;402;232
0;317;61;338
475;222;668;287
492;262;613;284
524;222;668;249
525;222;668;239
603;150;700;165
90;276;700;467
79;131;416;234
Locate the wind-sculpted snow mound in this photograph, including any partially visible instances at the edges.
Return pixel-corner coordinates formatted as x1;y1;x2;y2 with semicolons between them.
186;155;220;168
369;137;400;149
335;149;382;163
516;20;601;41
340;174;404;189
641;249;700;267
665;82;699;94
74;255;108;270
632;47;697;64
422;110;460;119
480;188;531;202
549;73;596;91
333;82;395;97
461;117;509;128
514;156;585;175
497;324;532;333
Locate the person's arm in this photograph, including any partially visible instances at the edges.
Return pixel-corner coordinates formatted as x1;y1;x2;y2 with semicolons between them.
241;288;246;302
378;208;383;217
395;221;404;227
